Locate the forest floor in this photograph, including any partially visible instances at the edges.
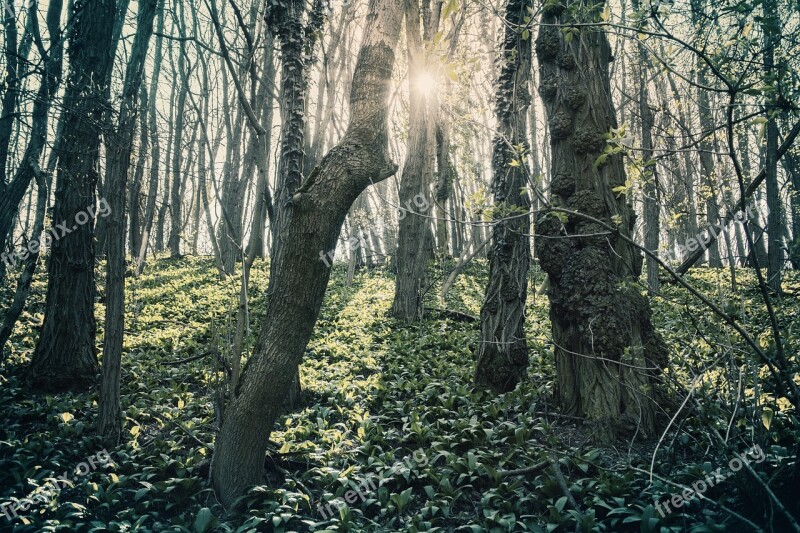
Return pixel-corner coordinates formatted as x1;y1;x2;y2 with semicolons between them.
0;258;798;532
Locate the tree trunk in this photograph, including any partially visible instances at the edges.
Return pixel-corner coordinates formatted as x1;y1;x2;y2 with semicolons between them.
98;0;158;445
271;0;309;251
473;0;532;393
535;0;668;441
211;0;402;506
0;0;20;185
763;0;782;292
168;2;189;260
28;0;118;392
390;0;438;322
134;4;165;276
633;0;659;292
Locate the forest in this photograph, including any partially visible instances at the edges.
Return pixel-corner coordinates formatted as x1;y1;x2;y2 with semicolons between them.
0;0;799;530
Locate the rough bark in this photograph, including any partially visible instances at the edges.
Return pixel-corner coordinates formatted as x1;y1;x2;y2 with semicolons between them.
28;0;117;391
98;0;158;445
535;0;668;441
211;0;402;506
473;0;531;393
389;0;438;322
270;0;310;248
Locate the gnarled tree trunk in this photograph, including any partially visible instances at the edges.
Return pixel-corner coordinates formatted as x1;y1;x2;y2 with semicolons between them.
535;0;668;441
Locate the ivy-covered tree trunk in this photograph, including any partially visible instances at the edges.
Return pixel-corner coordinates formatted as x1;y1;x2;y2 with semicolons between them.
473;0;532;393
211;0;403;507
271;0;310;253
28;0;118;391
535;0;667;441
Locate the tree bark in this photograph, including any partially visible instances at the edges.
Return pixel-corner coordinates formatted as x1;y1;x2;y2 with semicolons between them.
763;0;782;292
473;0;532;393
98;0;158;445
211;0;402;506
389;0;438;322
535;0;668;441
28;0;118;391
633;0;659;293
168;2;189;259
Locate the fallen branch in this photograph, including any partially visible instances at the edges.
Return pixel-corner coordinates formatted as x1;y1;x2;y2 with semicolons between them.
499;459;550;478
161;351;213;366
423;307;478;322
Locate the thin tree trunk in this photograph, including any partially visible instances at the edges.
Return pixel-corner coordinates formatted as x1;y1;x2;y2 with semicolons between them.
134;4;166;276
98;0;158;444
763;0;782;291
390;0;438;322
168;2;189;259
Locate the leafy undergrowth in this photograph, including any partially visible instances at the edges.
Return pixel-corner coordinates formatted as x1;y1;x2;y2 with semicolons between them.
0;257;797;532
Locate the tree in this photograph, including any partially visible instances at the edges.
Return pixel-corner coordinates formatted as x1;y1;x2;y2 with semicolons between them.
98;0;159;444
211;0;404;505
763;0;783;292
27;0;118;391
631;0;659;293
134;4;166;276
389;0;439;322
535;0;667;441
473;0;532;393
0;0;64;281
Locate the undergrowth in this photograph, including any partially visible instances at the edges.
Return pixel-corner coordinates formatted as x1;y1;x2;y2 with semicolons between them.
0;257;797;532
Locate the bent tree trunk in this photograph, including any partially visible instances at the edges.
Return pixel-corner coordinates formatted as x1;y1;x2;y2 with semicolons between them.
535;0;667;441
28;0;117;391
474;0;532;393
211;0;403;507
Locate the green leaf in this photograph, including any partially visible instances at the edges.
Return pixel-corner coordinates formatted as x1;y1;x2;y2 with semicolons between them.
195;507;215;533
762;408;773;430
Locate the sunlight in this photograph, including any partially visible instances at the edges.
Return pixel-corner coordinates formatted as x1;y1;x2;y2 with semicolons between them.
413;70;438;97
